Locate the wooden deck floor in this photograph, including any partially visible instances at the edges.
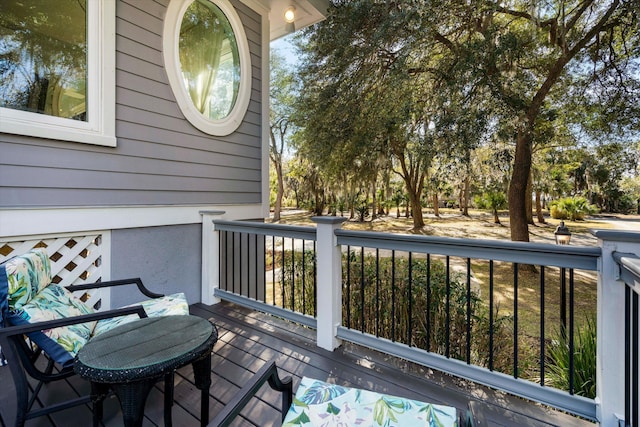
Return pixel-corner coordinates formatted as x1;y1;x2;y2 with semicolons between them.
0;301;595;426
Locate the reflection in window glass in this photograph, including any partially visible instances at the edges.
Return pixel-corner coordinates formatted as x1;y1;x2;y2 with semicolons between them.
179;0;240;121
0;0;87;121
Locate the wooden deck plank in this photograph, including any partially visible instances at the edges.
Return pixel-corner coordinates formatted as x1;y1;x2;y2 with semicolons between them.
0;301;595;426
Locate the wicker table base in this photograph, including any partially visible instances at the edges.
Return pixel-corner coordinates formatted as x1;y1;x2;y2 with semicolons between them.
75;315;218;427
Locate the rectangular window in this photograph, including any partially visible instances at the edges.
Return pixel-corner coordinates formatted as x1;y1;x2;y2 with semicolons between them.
0;0;115;146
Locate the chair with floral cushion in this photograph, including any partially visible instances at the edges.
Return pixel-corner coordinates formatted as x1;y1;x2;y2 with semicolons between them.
209;363;472;427
0;248;190;427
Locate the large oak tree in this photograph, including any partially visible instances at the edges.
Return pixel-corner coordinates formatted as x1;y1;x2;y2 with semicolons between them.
295;0;639;240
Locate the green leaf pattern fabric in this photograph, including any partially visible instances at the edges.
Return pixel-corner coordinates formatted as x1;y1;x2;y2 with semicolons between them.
92;292;189;337
5;248;51;311
20;283;97;356
283;377;457;427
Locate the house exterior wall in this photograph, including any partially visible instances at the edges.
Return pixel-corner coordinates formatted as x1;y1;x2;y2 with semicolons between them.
0;0;271;303
0;0;263;208
110;224;202;306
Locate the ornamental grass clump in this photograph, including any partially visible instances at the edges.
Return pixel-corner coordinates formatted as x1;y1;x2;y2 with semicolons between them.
545;316;597;398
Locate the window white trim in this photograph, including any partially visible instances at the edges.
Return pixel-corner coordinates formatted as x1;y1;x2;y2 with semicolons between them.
0;1;116;147
163;0;252;136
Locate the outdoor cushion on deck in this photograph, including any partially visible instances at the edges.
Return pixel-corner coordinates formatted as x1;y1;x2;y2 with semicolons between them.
283;377;458;427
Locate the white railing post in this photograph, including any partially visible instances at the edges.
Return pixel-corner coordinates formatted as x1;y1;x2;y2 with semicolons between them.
200;210;225;305
594;230;640;426
313;216;346;351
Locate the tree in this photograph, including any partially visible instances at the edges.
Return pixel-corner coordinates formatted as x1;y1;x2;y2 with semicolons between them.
476;191;508;224
269;51;297;221
425;0;639;241
290;1;639;238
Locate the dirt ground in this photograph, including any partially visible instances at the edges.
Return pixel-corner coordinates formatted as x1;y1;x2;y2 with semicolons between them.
272;208;640;246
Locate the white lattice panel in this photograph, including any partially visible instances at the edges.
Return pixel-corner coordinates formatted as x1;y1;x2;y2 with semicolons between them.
0;232;111;310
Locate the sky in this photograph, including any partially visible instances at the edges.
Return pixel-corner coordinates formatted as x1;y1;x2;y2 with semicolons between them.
270;34;300;68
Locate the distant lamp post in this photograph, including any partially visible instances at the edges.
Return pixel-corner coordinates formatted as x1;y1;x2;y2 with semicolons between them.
554;221;571;245
554;220;571;337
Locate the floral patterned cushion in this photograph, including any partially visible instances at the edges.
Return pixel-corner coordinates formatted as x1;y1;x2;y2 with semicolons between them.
7;283;96;367
92;292;189;337
4;248;51;311
283;377;458;427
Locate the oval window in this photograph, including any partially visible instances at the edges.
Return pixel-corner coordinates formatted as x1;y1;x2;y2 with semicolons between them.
164;0;251;136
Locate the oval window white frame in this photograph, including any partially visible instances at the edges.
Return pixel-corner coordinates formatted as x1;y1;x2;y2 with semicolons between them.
163;0;251;136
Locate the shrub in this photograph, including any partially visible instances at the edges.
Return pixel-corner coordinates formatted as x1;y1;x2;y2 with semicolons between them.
549;196;597;220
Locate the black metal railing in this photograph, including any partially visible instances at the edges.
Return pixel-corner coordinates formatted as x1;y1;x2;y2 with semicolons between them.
214;220;317;327
211;220;601;420
614;252;640;427
335;229;600;420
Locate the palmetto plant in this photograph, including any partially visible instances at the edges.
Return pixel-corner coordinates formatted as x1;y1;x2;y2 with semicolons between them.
550;196;597;221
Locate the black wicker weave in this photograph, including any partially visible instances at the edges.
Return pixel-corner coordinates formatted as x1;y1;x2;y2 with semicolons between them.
75;315;218;427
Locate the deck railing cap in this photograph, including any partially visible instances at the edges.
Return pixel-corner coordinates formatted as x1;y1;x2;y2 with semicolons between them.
592;229;640;243
311;216;348;225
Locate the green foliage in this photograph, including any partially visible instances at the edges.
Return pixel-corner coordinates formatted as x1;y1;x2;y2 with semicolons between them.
474;191;507;211
546;317;597;399
342;252;515;373
278;249;317;316
356;203;370;222
549;197;597;220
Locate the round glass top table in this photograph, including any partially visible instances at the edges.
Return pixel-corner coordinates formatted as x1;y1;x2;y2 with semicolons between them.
75;315;218;427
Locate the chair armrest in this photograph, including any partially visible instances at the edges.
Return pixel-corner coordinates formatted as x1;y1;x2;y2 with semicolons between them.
0;305;148;339
66;278;163;299
466;401;486;427
208;360;293;427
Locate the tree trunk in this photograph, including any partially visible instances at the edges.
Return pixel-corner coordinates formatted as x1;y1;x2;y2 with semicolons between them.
272;161;284;222
433;193;440;218
408;191;425;228
371;183;377;220
508;131;533;242
493;208;501;224
535;190;545;223
462;175;470;216
526;169;534;225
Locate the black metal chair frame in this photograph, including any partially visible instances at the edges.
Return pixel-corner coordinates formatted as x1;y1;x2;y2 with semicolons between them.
0;278;163;427
208;360;293;427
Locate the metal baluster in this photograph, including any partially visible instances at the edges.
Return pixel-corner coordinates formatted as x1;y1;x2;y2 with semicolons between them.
409;252;413;347
272;235;276;305
489;260;494;371
291;238;295;311
466;257;471;364
346;245;351;329
569;268;575;394
540;265;546;386
426;254;431;353
361;246;365;333
376;248;380;338
446;256;450;358
302;241;306;315
392;250;396;342
513;263;519;379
